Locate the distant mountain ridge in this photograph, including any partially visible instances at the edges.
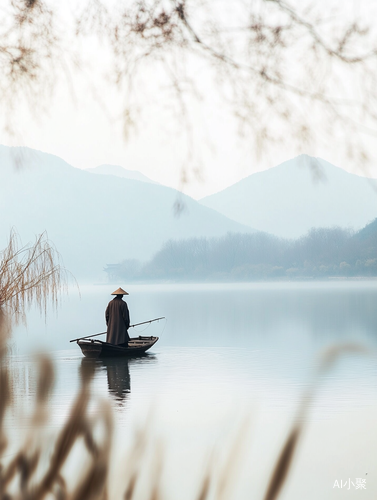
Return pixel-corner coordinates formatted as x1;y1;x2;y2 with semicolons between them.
200;155;377;238
86;164;158;184
0;145;254;280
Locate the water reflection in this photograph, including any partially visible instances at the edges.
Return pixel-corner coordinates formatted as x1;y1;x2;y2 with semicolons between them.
101;357;131;403
82;355;157;406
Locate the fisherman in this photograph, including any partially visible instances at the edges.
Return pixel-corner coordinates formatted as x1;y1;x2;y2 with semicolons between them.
105;288;130;346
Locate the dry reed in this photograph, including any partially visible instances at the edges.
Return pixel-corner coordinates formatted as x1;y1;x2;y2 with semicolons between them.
0;230;68;323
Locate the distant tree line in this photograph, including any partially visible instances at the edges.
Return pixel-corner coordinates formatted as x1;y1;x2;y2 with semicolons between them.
104;219;377;282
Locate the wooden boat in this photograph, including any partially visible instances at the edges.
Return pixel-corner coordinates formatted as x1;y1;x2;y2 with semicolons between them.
77;336;159;359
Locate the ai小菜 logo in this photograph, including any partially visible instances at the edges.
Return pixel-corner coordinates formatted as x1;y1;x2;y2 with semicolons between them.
333;478;366;490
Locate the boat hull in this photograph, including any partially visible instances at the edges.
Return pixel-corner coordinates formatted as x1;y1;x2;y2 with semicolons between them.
77;336;159;359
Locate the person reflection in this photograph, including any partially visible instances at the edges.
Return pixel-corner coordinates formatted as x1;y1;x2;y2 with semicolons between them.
102;357;131;404
82;355;156;407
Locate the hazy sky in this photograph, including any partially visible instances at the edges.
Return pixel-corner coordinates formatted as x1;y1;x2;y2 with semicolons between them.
4;77;374;200
2;0;376;199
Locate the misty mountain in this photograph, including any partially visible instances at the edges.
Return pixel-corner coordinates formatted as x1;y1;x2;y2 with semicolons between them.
200;155;377;238
0;146;253;280
86;164;158;184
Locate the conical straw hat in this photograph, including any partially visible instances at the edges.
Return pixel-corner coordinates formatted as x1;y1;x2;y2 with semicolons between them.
111;287;129;295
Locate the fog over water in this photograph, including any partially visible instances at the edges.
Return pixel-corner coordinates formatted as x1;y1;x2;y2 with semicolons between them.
8;281;377;499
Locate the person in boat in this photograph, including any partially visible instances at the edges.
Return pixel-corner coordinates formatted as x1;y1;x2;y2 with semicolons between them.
105;288;130;346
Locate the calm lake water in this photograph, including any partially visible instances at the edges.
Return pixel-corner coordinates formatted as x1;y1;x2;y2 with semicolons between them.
6;282;377;499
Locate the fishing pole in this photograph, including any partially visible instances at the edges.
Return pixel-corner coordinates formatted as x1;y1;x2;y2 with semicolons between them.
69;317;165;343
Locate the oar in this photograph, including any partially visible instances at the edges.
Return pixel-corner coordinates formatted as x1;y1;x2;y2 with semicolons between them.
69;317;165;343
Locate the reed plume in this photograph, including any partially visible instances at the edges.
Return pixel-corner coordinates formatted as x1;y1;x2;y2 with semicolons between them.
0;229;68;323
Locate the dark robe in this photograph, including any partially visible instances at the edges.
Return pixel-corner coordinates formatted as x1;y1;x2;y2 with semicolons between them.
105;296;130;345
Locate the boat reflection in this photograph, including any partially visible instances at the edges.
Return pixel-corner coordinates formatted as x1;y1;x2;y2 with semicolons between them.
82;355;157;406
101;357;131;402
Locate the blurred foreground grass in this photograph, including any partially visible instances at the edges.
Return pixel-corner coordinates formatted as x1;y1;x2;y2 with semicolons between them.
0;304;366;500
